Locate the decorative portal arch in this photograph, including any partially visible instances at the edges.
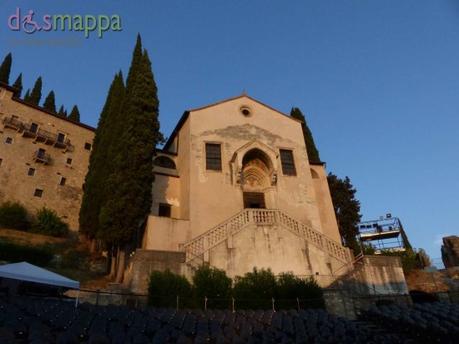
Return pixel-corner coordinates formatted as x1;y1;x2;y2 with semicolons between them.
241;149;272;191
230;140;279;187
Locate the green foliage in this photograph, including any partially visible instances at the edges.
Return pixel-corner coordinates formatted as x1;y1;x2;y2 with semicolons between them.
60;249;90;269
23;89;30;102
0;53;12;84
416;248;432;268
98;35;163;247
68;105;80;122
193;265;232;308
233;268;277;309
29;76;43;105
32;208;69;237
0;240;53;267
57;105;66;117
362;243;376;255
0;201;30;231
379;249;429;273
327;173;361;254
79;72;125;240
275;273;324;309
290;107;321;163
43;91;57;113
12;73;23;97
148;270;193;307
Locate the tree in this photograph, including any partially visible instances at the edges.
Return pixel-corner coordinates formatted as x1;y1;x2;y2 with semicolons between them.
0;53;12;84
43;91;57;113
96;35;163;282
23;89;30;102
148;270;192;307
290;107;321;163
233;268;277;309
192;265;232;308
28;76;43;105
57;105;66;117
275;273;324;309
79;72;125;242
327;173;361;254
68;105;80;122
12;73;23;97
417;248;432;268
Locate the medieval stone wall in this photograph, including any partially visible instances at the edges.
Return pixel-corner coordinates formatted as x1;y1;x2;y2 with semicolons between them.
0;86;94;230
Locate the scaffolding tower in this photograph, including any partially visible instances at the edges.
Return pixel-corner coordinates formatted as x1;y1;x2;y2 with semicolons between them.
357;214;411;254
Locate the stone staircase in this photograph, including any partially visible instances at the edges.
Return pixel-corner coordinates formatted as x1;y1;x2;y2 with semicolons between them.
179;208;352;271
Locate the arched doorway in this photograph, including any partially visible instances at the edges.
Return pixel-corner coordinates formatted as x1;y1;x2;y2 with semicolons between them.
241;149;273;208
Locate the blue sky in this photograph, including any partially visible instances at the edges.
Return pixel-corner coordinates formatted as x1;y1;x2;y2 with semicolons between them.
1;1;458;263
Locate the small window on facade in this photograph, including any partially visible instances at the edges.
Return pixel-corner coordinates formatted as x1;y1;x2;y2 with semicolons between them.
30;123;38;133
66;158;72;165
158;203;171;217
37;148;46;158
280;149;296;176
0;158;2;167
28;167;35;176
57;133;65;143
205;143;222;171
5;137;13;144
59;177;66;186
34;189;43;197
84;142;92;150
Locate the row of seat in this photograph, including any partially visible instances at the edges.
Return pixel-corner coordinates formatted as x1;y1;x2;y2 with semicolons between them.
0;295;443;343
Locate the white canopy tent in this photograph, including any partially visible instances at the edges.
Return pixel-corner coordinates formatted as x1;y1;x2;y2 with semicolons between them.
0;262;80;289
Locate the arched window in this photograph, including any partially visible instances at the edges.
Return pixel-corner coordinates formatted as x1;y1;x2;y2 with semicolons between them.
153;156;176;169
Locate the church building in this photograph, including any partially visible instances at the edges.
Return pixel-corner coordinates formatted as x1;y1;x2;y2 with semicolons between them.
141;95;352;283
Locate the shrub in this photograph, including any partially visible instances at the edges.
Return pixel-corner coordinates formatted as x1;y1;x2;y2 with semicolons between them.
192;265;232;309
148;270;193;307
0;201;30;231
60;249;90;269
380;249;419;273
0;240;53;266
233;268;277;309
275;273;324;309
32;208;69;237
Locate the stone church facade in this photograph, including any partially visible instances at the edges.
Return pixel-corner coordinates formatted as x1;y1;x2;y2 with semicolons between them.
141;95;353;283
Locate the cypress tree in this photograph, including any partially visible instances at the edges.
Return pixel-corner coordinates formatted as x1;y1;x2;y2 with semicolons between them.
68;105;80;122
327;173;361;254
0;53;12;84
43;91;57;113
98;36;163;281
12;73;23;97
57;105;66;117
80;72;125;240
290;107;321;163
23;89;30;102
29;76;43;105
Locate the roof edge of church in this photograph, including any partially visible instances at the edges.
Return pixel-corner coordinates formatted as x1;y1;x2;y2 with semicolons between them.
163;94;302;151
